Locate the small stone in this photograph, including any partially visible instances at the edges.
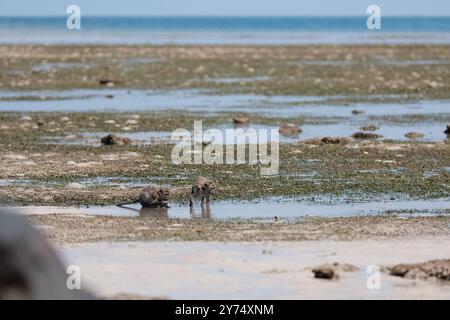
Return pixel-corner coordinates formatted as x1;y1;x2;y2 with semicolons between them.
233;116;249;125
99;79;115;86
100;134;132;146
351;110;365;115
104;120;116;124
312;266;338;279
312;262;359;280
360;125;378;131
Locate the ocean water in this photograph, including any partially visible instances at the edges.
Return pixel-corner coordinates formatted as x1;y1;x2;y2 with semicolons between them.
1;16;450;44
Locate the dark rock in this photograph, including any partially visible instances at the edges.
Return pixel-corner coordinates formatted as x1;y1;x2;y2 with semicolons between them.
352;132;383;139
390;259;450;281
312;262;359;280
351;110;365;115
312;266;337;279
98;79;115;86
100;134;132;146
232;116;249;125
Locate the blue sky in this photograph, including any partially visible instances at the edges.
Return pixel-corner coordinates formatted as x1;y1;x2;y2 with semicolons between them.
1;0;449;16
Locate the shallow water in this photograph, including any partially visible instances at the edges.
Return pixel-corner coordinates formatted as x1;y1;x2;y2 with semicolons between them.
0;89;448;117
2;89;449;142
10;197;449;219
40;119;449;145
0;89;329;113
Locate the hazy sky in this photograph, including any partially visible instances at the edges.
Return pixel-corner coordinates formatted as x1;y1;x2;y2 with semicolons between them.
1;0;449;16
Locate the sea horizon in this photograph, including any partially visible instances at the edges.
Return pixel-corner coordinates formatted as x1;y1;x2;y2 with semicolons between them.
1;16;450;45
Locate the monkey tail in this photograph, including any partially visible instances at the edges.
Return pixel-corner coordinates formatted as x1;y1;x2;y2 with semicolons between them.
116;199;140;208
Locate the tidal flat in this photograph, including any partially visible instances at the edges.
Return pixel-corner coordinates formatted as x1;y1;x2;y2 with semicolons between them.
1;44;449;299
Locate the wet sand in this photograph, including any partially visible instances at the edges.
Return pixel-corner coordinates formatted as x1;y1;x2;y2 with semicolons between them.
59;239;450;299
30;214;450;243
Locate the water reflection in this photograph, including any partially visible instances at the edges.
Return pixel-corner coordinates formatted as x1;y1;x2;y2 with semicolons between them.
190;205;212;219
116;204;213;219
139;207;169;218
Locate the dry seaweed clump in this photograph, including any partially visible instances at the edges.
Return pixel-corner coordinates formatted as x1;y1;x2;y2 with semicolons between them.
390;259;450;281
303;136;353;145
352;132;383;140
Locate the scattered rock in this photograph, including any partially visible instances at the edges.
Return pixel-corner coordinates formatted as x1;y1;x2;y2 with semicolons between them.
100;134;132;146
312;262;359;280
360;125;379;131
65;183;86;190
104;119;116;125
404;132;424;139
60;116;70;122
279;123;302;136
37;120;45;127
312;266;337;279
352;132;383;139
303;137;353;145
105;94;114;99
390;259;450;281
233;116;249;125
351;110;365;115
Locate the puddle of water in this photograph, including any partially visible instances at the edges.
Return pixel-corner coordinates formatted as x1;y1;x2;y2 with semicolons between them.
290;60;353;66
121;57;163;65
0;89;329;113
0;178;32;186
0;89;448;119
31;62;91;73
41;120;449;146
9;198;449;219
376;60;450;66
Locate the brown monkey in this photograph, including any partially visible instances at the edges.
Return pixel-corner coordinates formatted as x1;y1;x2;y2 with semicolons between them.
117;186;170;208
189;177;217;207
